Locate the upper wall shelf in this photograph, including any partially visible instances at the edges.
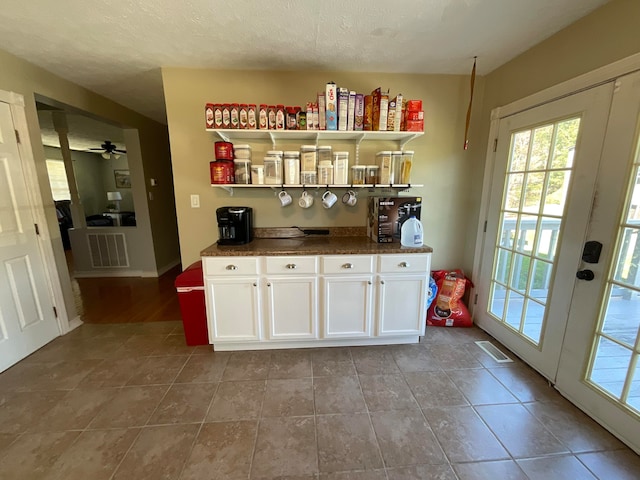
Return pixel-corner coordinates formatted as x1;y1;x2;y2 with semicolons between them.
206;129;424;150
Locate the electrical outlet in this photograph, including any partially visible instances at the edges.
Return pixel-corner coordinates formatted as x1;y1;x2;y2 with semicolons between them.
191;194;200;208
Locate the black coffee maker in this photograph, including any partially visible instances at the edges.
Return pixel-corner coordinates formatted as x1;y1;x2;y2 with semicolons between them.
216;207;253;245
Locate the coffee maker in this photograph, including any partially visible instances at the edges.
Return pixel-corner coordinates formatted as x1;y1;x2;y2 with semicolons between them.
216;207;253;245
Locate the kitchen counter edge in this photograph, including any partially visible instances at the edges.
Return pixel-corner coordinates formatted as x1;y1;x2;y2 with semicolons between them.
201;236;433;257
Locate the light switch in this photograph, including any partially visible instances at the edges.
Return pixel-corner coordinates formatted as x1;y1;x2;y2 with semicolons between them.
191;194;200;208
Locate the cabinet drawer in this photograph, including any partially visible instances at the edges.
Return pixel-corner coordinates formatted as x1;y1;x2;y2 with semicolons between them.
264;256;317;275
322;255;374;275
203;257;259;276
378;254;430;274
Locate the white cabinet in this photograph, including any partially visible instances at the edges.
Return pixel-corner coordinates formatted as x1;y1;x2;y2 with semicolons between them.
206;276;261;341
202;252;430;350
264;256;318;340
321;255;374;338
376;253;431;336
266;276;318;339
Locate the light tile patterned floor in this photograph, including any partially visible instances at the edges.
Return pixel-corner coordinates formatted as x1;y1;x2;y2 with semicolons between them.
0;322;638;479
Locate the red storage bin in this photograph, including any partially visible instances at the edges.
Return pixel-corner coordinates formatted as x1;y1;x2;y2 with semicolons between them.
175;261;209;346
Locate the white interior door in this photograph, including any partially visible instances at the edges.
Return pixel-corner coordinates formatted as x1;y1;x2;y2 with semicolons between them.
475;83;614;380
0;100;59;372
556;71;640;452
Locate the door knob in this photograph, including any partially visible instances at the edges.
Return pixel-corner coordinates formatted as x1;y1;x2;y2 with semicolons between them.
576;269;595;281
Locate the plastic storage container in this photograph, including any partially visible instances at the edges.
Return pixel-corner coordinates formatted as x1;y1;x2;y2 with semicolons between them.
333;152;349;184
376;151;393;184
401;150;414;183
317;145;333;164
301;171;317;185
365;165;379;184
317;164;333;185
283;151;300;184
351;165;366;185
234;144;252;160
401;216;424;247
392;151;403;184
234;159;251;184
251;165;264;184
300;145;317;172
175;261;208;346
264;156;282;184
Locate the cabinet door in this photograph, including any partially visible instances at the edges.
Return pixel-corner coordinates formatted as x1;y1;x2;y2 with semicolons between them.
266;276;318;340
206;277;260;341
377;274;427;336
323;276;373;338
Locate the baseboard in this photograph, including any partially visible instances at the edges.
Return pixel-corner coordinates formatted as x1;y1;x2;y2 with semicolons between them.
73;269;143;278
156;258;182;276
65;315;83;333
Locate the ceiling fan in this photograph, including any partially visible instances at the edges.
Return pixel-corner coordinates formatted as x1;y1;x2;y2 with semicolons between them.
90;140;127;159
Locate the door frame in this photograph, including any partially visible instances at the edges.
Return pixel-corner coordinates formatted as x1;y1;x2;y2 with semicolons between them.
0;89;73;336
472;52;640;327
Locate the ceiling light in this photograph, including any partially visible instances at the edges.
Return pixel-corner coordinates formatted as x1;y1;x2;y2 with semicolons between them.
101;152;110;160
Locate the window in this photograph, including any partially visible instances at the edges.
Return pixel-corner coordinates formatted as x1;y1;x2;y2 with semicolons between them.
45;159;70;201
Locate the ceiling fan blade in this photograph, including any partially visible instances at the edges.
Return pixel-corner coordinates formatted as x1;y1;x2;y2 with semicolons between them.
89;148;104;151
113;149;127;154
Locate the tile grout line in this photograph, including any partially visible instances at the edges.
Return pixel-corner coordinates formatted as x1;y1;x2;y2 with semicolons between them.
246;352;270;479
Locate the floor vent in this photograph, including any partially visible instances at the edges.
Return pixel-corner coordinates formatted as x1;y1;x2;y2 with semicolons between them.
87;233;129;268
475;340;513;363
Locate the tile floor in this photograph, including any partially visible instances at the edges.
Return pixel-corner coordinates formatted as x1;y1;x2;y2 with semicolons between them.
0;322;638;479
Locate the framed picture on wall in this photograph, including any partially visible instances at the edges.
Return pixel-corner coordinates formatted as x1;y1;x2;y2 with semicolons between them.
114;170;131;188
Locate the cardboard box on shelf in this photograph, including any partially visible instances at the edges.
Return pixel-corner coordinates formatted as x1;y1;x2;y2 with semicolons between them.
325;83;336;130
406;119;424;132
338;87;349;131
367;196;422;243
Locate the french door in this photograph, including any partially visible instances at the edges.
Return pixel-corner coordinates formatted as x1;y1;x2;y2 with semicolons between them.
476;71;640;452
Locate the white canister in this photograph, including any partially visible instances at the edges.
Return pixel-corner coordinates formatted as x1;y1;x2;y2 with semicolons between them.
233;144;252;160
317;164;333;185
333;152;349;184
283;151;300;185
300;145;317;172
251;165;264;184
264;156;282;184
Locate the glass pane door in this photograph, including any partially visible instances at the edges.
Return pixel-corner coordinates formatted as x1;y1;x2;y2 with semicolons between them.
489;118;580;346
586;136;640;413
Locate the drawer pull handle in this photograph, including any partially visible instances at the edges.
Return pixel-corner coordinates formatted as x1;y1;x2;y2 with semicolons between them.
342;263;354;269
398;262;410;268
286;263;297;269
226;265;238;270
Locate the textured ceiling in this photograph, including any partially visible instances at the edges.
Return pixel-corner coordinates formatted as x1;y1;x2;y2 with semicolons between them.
37;110;126;152
0;0;610;124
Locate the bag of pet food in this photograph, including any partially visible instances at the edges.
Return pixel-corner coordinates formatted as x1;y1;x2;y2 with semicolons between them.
427;270;474;327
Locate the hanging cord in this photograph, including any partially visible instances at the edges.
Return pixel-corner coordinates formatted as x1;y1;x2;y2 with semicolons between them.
464;56;477;150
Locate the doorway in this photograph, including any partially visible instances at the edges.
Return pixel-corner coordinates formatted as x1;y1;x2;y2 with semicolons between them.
475;70;640;452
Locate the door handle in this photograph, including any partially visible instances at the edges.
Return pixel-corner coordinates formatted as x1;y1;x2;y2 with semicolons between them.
576;269;595;281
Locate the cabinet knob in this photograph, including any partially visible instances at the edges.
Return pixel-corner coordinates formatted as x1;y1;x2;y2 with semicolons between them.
226;265;238;270
368;281;372;285
380;280;385;285
398;262;410;268
267;282;271;287
342;263;354;269
286;263;297;269
253;282;257;287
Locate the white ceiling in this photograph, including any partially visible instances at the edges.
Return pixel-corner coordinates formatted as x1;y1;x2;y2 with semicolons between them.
0;0;610;124
37;110;126;152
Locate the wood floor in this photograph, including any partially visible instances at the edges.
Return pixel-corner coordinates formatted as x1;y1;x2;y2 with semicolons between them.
70;264;183;324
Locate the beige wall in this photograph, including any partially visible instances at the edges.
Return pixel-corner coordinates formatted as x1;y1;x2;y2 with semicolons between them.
0;48;180;321
163;68;483;269
463;0;640;275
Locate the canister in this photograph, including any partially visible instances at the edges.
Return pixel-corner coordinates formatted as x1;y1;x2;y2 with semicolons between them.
286;107;298;130
268;105;277;130
205;103;214;129
239;104;248;129
351;165;366;185
300;145;317;172
233;144;252;160
300;171;317;185
376;151;393;184
234;159;251;184
276;104;286;130
317;164;333;185
283;151;300;184
247;104;257;129
251;165;265;184
259;104;268;129
318;146;333;164
210;160;234;184
264;156;282;184
333;152;349;185
215;141;234;160
222;104;231;129
401;150;414;183
230;103;239;129
365;165;379;184
392;151;403;184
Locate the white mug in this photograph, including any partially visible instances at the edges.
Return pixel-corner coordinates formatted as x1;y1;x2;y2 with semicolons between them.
342;190;357;206
299;191;314;208
322;190;338;209
278;190;292;207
